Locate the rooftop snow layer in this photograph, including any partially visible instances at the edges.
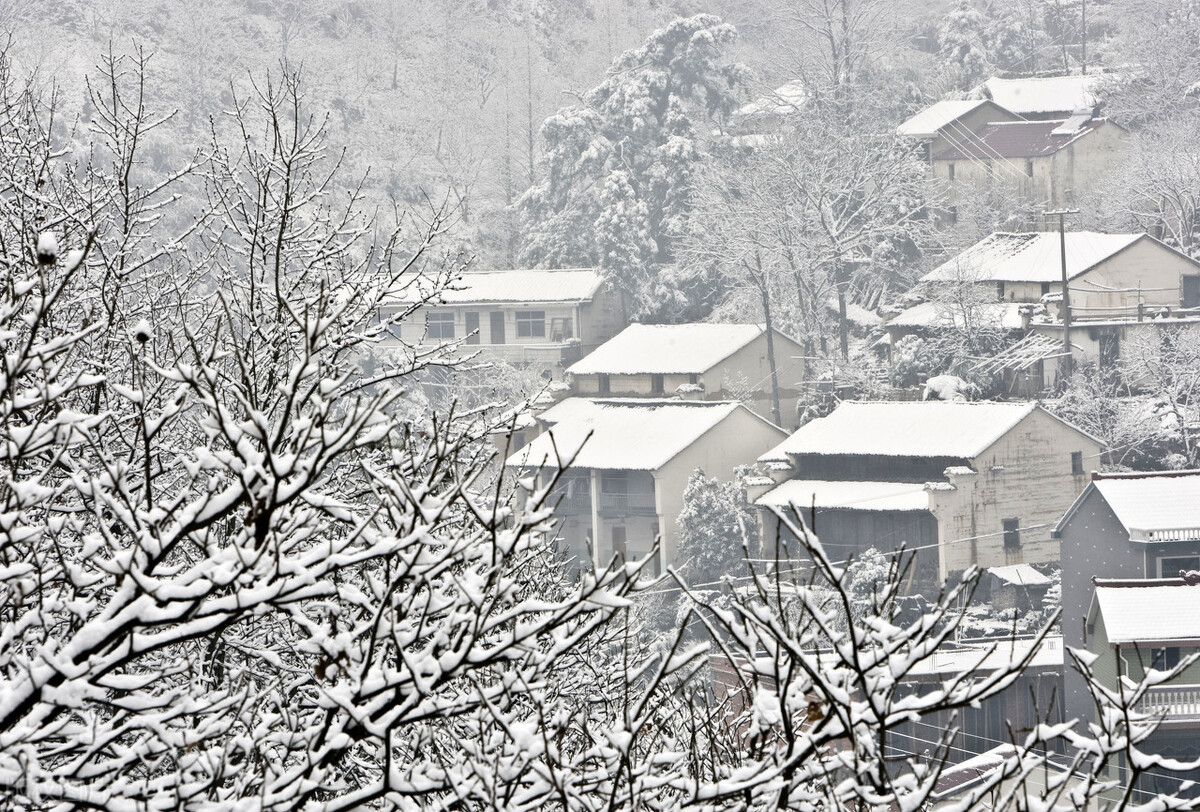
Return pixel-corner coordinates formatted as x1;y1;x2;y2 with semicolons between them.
1093;579;1200;643
1092;472;1200;540
567;323;765;375
760;401;1038;461
921;231;1143;284
735;79;808;119
506;399;747;471
978;74;1100;116
399;268;603;304
755;479;931;512
988;563;1052;587
886;301;1027;330
932;118;1105;160
897;99;998;138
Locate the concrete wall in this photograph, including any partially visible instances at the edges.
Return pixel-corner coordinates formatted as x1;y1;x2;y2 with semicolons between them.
928;408;1101;580
1059;487;1142;722
578;285;628;354
932;122;1127;211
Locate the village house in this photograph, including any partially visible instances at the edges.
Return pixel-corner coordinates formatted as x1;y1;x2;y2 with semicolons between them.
383;268;627;378
506;398;787;573
1055;471;1200;729
896;98;1021;162
567;323;806;428
886;230;1200;393
1083;578;1200;796
931;114;1126;213
750;401;1103;586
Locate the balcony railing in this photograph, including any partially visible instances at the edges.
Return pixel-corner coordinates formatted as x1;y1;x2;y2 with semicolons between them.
598;492;657;514
1136;684;1200;723
551;494;592;513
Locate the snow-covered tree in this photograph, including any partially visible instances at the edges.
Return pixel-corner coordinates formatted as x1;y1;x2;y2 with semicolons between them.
675;468;757;587
518;14;746;318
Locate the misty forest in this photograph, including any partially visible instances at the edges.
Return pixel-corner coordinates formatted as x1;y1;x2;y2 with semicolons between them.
6;1;1200;810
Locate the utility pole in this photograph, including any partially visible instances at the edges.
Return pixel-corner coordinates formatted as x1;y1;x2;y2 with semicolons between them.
1043;208;1081;380
1081;0;1087;74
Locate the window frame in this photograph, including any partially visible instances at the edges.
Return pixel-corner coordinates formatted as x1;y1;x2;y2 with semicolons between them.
426;311;455;340
1071;451;1084;476
1002;518;1021;550
516;310;546;338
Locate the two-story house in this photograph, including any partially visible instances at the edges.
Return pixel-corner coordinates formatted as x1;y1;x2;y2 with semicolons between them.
931;115;1126;213
751;401;1103;587
1084;578;1200;796
384;268;627;378
1055;471;1200;728
506;398;788;572
888;231;1200;391
567;323;806;428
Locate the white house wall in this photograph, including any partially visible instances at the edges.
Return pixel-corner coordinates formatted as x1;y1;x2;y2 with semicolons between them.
928;408;1101;580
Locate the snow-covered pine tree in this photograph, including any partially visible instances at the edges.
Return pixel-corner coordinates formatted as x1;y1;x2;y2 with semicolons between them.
518;14;745;319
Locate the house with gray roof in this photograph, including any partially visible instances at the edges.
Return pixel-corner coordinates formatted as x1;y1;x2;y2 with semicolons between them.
507;398;787;573
896;98;1021;162
751;401;1102;587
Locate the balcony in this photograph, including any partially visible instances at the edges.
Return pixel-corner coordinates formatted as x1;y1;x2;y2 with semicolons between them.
1135;684;1200;725
598;491;657;515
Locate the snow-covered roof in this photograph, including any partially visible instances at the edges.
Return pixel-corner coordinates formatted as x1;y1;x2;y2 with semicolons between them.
398;268;603;304
1092;579;1200;644
885;301;1027;331
897;99;1003;139
977;74;1101;116
567;323;768;375
506;399;759;471
755;479;932;512
760;401;1039;461
988;563;1052;587
735;79;808;119
921;232;1144;284
1091;471;1200;542
907;635;1062;678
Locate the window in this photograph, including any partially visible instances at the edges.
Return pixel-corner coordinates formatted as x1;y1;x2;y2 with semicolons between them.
598;373;610;395
611;525;627;558
426;312;454;340
464;311;480;345
1160;556;1200;578
650;374;665;395
601;471;628;494
1040;282;1051;296
947;162;955;181
516;310;546;338
1099;331;1120;367
1002;518;1021;550
1071;451;1084;476
1152;647;1182;670
688;373;699;385
997;282;1006;300
1025;159;1034;177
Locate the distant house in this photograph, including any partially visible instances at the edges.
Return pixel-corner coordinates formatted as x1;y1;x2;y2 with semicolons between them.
1083;578;1200;795
975;74;1104;121
896;231;1200;388
751;401;1103;585
1055;471;1200;727
731;79;808;134
506;398;788;572
931;115;1126;211
384;268;627;378
567;323;805;428
896;99;1021;161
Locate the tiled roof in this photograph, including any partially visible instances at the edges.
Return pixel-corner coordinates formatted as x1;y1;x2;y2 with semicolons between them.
1092;578;1200;644
978;74;1101;116
398;268;604;304
1091;471;1200;541
932;118;1105;160
506;399;782;471
567;323;766;375
759;401;1040;461
921;231;1144;284
897;99;1010;139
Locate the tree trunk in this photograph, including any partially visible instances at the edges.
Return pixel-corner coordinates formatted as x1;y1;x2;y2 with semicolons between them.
837;284;849;360
753;254;783;426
